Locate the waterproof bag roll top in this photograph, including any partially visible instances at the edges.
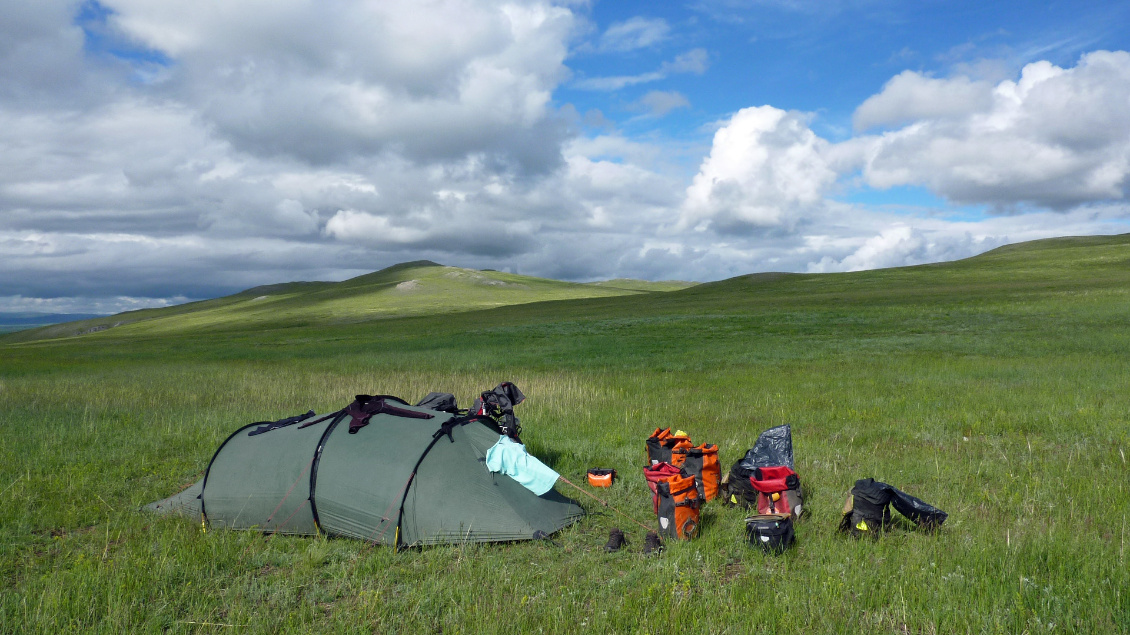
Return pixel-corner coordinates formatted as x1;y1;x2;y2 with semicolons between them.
644;462;686;513
671;443;721;501
655;473;700;540
749;465;804;518
746;513;794;554
646;427;692;466
840;479;891;537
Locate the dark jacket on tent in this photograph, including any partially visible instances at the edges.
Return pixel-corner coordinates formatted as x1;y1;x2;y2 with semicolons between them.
145;396;583;547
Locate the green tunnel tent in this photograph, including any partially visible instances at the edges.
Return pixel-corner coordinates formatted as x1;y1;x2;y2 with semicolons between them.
145;396;584;547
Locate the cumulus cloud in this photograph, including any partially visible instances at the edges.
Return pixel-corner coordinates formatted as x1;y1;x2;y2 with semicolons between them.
672;51;1130;275
0;0;595;308
0;229;348;300
100;0;575;172
0;1;100;106
681;51;1130;238
855;51;1130;209
805;225;959;272
2;2;1129;314
680;106;836;231
853;71;994;132
800;204;1130;274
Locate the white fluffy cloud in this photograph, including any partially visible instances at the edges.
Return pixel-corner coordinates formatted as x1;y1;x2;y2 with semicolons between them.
675;51;1130;275
102;0;575;170
1;2;1129;313
853;72;994;132
686;52;1130;233
855;51;1130;209
0;0;592;306
804;224;993;273
680;106;836;231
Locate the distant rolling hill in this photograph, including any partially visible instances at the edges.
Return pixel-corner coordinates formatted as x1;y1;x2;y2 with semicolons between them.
8;233;1129;344
0;313;109;334
6;262;696;342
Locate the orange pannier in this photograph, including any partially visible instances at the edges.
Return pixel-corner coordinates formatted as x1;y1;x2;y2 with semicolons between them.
671;443;721;501
655;473;700;540
646;427;692;466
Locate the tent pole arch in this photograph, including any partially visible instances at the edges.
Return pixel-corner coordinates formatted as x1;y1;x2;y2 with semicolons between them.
307;411;349;534
392;415;499;550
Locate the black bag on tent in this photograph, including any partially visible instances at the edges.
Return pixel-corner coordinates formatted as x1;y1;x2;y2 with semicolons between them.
470;382;525;440
416;392;461;413
839;478;947;538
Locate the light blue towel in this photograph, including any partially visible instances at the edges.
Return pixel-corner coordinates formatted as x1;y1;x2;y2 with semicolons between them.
484;436;560;496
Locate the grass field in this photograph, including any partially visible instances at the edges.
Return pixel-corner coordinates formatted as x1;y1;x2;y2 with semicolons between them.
2;234;1129;633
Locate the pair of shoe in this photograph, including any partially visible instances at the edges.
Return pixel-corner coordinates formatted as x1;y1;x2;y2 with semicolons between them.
604;528;663;554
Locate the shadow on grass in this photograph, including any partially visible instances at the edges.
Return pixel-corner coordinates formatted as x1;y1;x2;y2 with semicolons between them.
525;440;563;469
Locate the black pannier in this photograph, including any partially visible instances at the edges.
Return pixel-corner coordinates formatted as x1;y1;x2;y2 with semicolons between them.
745;513;795;554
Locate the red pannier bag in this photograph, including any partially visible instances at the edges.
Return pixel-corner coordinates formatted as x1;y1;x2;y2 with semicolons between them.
644;462;686;513
749;465;804;518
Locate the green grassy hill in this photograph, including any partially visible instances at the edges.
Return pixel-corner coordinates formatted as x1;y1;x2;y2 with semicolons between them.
6;261;696;342
2;233;1128;633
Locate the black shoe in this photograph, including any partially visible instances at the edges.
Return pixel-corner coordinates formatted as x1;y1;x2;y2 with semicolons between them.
642;531;663;555
604;528;626;552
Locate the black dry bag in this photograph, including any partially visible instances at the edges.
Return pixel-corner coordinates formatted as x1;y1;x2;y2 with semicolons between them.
746;513;794;554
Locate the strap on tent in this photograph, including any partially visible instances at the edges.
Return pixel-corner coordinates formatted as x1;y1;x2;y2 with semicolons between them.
247;410;316;436
433;415;497;443
295;395;411;431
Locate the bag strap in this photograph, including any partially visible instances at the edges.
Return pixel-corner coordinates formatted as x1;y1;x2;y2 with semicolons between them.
247;410;316;436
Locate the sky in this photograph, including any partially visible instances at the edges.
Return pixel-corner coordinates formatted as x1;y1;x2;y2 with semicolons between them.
3;0;1130;314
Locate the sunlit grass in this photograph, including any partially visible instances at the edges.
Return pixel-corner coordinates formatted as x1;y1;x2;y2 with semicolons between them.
2;234;1129;633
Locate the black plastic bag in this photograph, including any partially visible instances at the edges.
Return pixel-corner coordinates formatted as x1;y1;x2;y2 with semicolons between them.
736;424;795;472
